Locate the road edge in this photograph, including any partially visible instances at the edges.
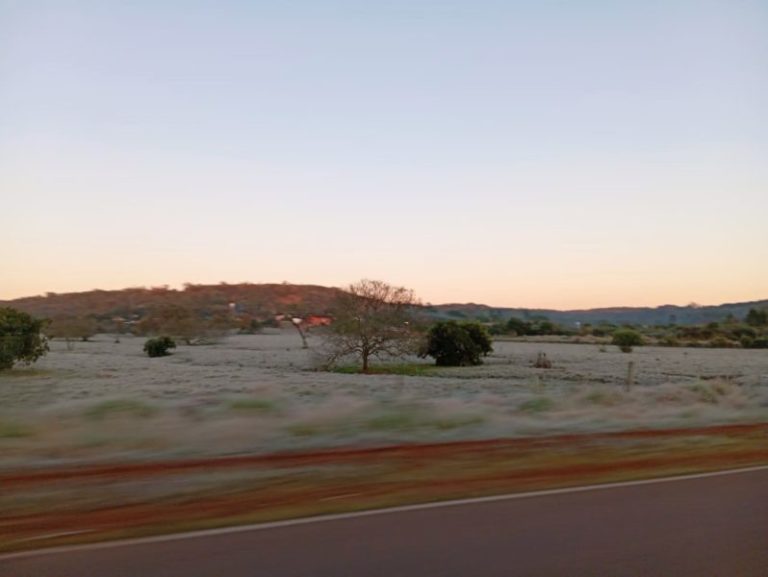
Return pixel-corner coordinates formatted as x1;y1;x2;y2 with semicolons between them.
3;464;767;561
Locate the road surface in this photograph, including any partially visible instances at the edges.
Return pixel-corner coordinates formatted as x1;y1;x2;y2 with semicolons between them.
2;468;767;576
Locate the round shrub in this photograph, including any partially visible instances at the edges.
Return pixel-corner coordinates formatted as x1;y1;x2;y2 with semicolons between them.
143;336;176;358
611;329;643;353
420;321;493;366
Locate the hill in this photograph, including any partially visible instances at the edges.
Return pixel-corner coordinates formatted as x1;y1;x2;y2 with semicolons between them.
2;284;765;326
0;284;342;321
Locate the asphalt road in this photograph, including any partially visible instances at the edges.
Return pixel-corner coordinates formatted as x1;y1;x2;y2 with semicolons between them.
2;468;767;577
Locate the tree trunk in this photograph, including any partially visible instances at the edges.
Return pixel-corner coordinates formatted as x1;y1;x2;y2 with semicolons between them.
292;323;308;349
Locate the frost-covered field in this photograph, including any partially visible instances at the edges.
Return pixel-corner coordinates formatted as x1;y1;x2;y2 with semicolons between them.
1;330;767;467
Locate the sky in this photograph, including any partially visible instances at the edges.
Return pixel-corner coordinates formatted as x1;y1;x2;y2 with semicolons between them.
1;0;766;309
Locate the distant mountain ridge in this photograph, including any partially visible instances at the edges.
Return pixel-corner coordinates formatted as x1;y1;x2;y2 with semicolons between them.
429;300;768;326
1;284;765;326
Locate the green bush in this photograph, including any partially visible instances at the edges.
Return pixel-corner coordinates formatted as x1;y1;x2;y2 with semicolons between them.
503;317;566;336
611;328;643;353
745;337;768;349
739;335;755;348
0;308;49;370
506;317;529;336
519;397;554;413
745;308;768;327
420;321;493;366
658;335;680;347
708;336;738;348
0;420;35;438
143;336;176;357
730;326;757;340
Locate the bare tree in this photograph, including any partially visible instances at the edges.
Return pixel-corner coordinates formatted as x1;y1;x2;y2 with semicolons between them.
323;279;419;372
290;317;309;348
135;305;230;345
47;316;99;349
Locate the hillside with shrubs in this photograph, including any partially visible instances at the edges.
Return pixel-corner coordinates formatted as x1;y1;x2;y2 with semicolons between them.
2;283;766;349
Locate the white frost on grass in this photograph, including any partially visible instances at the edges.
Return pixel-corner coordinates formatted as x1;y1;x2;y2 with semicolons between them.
0;331;766;467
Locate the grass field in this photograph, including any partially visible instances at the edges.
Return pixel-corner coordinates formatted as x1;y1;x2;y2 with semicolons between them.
1;329;766;467
2;329;767;551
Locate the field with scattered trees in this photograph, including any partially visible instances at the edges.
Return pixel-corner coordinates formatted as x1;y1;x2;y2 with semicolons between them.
1;282;767;552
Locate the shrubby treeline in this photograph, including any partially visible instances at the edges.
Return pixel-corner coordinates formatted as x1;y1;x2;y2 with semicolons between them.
0;308;49;370
487;307;768;350
2;284;766;373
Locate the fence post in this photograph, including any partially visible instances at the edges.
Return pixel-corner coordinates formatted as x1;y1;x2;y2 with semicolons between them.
625;360;636;391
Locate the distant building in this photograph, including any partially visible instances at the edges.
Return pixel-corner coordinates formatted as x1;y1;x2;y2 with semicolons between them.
304;315;333;328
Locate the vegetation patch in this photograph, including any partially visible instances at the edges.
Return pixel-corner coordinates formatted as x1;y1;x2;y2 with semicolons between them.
0;420;35;439
0;307;49;370
584;391;623;407
365;409;485;432
429;415;486;430
229;398;278;413
519;397;555;413
143;336;176;358
687;383;720;404
331;363;437;376
420;321;493;366
0;368;53;379
611;329;643;353
286;423;330;437
84;399;157;420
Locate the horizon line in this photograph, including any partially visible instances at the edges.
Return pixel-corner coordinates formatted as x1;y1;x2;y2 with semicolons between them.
1;281;766;313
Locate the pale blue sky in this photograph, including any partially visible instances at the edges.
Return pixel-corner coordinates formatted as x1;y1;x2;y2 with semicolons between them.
2;0;766;307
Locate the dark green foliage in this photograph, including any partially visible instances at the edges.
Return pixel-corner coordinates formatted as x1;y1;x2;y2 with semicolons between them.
461;322;494;354
670;321;767;349
745;308;768;327
731;326;757;339
239;318;265;334
590;324;616;337
535;320;557;335
143;336;176;357
506;317;529;335
0;308;49;370
676;325;713;340
487;322;508;336
501;316;566;336
753;337;768;349
420;321;493;366
740;335;755;348
658;334;680;347
611;328;643;353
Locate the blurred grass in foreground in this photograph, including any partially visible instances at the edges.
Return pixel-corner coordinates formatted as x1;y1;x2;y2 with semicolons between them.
1;422;766;554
